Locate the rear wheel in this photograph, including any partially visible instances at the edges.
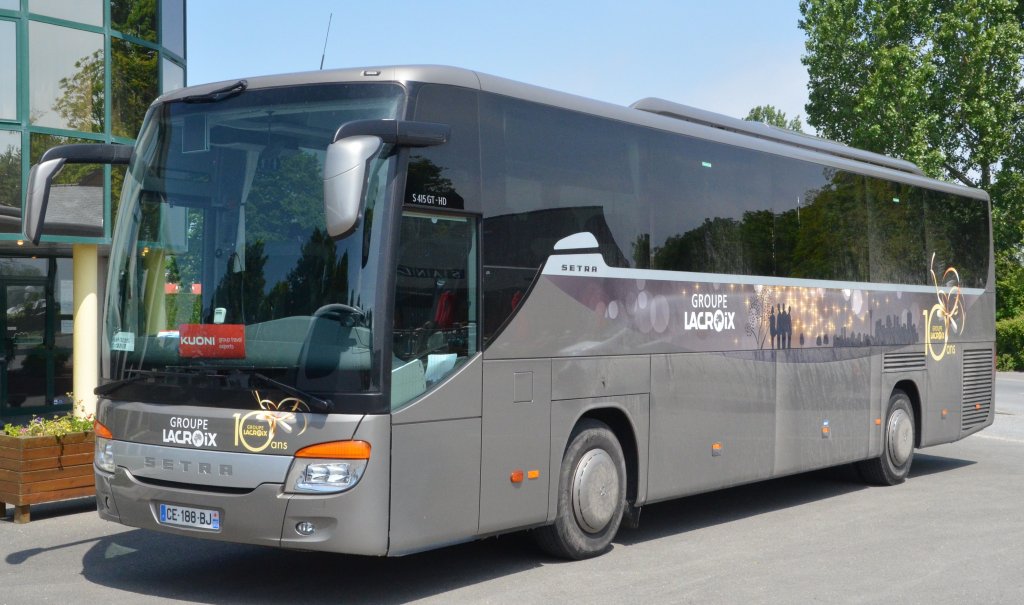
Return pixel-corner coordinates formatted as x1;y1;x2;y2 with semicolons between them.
857;390;915;485
534;419;626;559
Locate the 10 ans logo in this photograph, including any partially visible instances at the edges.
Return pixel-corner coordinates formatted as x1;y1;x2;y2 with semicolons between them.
232;394;311;453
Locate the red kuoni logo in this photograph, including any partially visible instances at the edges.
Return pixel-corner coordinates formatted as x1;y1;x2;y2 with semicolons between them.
179;324;246;359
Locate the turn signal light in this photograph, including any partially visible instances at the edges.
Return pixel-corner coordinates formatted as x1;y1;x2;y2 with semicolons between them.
94;420;113;439
510;469;524;483
295;440;371;459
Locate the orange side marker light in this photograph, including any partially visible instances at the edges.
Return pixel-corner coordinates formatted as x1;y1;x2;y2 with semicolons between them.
875;418;882;426
527;470;540;480
510;469;524;483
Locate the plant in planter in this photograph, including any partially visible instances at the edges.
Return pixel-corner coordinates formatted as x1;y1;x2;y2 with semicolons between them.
0;400;96;523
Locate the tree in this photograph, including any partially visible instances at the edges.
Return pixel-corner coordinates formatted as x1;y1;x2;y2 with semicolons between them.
744;105;804;132
799;0;1024;189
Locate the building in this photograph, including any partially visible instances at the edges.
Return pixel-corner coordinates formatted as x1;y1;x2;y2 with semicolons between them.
0;0;186;423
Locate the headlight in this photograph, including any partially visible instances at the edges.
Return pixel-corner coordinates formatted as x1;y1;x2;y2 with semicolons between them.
287;440;370;494
95;437;115;474
293;460;367;493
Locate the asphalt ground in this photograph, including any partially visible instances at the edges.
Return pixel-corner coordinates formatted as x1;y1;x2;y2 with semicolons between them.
2;375;1023;604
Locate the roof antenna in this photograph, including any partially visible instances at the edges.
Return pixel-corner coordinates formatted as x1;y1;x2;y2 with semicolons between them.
319;13;333;70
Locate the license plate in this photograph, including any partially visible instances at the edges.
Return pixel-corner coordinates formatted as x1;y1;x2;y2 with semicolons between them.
158;503;220;531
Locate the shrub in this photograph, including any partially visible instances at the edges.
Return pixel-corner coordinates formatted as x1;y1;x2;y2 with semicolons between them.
1;397;93;438
995;315;1024;371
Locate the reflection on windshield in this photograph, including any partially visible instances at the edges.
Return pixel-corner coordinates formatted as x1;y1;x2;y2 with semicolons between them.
104;83;403;407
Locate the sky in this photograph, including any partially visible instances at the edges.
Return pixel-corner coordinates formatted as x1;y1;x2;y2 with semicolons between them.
186;1;811;125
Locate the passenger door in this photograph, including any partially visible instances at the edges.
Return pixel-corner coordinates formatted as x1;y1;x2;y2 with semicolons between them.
388;210;485;555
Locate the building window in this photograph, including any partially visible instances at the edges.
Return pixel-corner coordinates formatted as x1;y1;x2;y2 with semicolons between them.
29;21;104;132
0;1;19;11
0;129;20;234
161;0;184;57
112;37;157;138
111;0;157;42
0;19;14;121
161;56;183;92
29;0;103;27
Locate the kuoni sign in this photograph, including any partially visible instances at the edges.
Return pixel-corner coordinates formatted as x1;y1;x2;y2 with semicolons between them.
179;324;246;358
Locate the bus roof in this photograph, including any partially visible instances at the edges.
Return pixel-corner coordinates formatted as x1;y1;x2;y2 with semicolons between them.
159;65;987;202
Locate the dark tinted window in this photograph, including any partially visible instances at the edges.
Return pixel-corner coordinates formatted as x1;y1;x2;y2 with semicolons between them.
925;191;989;288
407;84;481;213
466;90;989;345
479;94;648;340
867;179;925;285
647;132;774;275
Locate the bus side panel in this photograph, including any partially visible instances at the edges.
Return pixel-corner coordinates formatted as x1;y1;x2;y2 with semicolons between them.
389;418;482;555
479;359;551;534
647;351;775;502
389;356;484;555
774;348;871;475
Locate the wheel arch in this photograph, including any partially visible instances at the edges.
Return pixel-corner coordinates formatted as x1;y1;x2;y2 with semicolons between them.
892;379;922;447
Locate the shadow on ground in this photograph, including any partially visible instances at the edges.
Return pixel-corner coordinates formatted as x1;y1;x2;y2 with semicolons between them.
4;453;975;604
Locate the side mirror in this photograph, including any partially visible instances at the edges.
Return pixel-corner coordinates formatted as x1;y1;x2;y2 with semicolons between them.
323;120;450;239
24;143;133;245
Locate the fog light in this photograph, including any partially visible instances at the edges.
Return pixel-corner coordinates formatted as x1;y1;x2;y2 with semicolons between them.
296;521;316;536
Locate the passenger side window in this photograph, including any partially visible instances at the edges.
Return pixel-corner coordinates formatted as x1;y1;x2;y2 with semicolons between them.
391;211;479;409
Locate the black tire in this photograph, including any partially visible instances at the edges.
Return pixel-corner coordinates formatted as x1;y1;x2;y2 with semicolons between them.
533;419;626;560
857;390;915;485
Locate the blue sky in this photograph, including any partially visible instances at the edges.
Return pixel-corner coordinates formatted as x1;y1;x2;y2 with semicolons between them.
187;1;810;124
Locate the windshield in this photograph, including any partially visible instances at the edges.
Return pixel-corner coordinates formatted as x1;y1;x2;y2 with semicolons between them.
103;82;404;412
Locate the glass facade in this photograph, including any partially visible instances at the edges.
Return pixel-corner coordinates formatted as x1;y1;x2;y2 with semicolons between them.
0;0;186;421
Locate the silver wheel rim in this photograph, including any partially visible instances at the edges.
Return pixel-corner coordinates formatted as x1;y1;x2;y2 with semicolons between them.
572;448;619;534
887;408;914;466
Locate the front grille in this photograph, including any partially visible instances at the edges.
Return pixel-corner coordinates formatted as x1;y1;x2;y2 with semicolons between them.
962;349;994;431
883;351;926;372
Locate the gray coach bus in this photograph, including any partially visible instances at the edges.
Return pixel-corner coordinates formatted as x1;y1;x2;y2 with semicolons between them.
25;66;994;559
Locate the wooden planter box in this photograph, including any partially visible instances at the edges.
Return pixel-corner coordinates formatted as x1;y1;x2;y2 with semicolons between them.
0;432;95;523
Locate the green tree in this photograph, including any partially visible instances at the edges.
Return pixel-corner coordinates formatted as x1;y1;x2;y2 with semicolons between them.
744;105;804;132
799;0;1024;189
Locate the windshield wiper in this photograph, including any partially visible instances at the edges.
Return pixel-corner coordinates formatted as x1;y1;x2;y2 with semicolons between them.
249;372;333;413
181;79;247;104
95;370;151;396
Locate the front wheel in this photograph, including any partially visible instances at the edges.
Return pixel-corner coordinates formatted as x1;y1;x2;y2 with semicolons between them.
533;419;626;559
857;390;915;485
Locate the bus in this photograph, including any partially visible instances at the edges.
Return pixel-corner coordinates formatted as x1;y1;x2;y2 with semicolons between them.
25;66;994;560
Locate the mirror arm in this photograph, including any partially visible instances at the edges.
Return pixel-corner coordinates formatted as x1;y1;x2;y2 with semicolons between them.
332;120;450;148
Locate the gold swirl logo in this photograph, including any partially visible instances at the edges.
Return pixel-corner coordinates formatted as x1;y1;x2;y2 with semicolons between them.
923;253;965;361
232;392;310;453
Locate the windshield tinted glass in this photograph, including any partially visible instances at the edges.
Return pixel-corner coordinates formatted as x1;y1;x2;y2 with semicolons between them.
103;83;404;411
